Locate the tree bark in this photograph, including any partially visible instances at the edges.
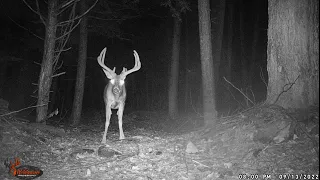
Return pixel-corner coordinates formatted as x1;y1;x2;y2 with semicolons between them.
49;77;58;113
168;17;181;119
267;0;319;108
184;13;190;112
224;1;234;103
71;0;88;125
213;0;225;88
36;0;57;123
198;0;217;125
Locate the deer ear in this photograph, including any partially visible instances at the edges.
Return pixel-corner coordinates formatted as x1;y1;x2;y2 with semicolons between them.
103;69;115;79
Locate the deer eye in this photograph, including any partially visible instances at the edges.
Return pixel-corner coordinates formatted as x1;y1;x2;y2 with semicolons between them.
110;79;115;84
119;80;125;85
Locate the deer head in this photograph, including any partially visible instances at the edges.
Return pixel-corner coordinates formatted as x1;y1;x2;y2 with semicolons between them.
97;48;141;94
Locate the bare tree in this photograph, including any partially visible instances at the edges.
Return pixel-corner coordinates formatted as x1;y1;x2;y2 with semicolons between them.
70;0;88;125
183;13;190;112
36;0;58;123
198;0;217;125
212;0;225;89
168;17;181;119
224;0;234;105
162;0;189;119
266;0;319;108
22;0;98;123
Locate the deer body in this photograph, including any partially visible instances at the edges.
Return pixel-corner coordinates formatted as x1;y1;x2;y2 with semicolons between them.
97;47;141;143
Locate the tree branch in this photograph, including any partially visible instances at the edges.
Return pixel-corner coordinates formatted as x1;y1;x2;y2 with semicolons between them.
35;0;46;25
272;75;300;104
52;72;66;78
21;0;42;17
57;0;76;15
56;0;99;26
0;104;47;117
223;77;254;105
4;14;44;40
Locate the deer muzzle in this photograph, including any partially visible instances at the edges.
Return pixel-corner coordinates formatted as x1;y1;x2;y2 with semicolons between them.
112;86;121;95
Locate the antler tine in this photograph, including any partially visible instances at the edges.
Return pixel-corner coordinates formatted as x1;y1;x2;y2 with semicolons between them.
121;50;141;77
97;47;116;78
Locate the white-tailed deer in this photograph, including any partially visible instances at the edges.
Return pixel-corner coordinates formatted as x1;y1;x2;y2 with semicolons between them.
97;47;141;143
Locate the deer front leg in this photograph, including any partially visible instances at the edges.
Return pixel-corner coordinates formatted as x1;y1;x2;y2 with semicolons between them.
102;103;112;144
117;103;125;140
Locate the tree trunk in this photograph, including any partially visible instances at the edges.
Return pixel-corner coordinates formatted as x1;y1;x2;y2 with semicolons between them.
224;1;234;103
49;77;58;113
198;0;217;125
36;0;57;123
168;17;181;119
213;0;225;88
71;0;88;125
184;13;190;112
267;0;319;108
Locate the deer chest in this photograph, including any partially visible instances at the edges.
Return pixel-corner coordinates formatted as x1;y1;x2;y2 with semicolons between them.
110;101;120;109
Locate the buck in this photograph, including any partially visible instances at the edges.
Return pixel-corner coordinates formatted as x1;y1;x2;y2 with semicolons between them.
97;47;141;143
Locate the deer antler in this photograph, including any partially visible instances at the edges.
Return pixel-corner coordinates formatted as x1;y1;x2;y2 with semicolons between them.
97;48;117;79
120;50;141;78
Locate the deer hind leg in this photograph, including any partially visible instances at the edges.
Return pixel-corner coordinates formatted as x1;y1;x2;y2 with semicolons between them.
102;104;112;143
117;103;125;140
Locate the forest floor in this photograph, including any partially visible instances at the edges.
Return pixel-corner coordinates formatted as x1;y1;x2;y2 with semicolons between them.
0;103;319;180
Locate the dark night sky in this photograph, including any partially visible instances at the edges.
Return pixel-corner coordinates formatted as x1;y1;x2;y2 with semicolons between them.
0;0;268;115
